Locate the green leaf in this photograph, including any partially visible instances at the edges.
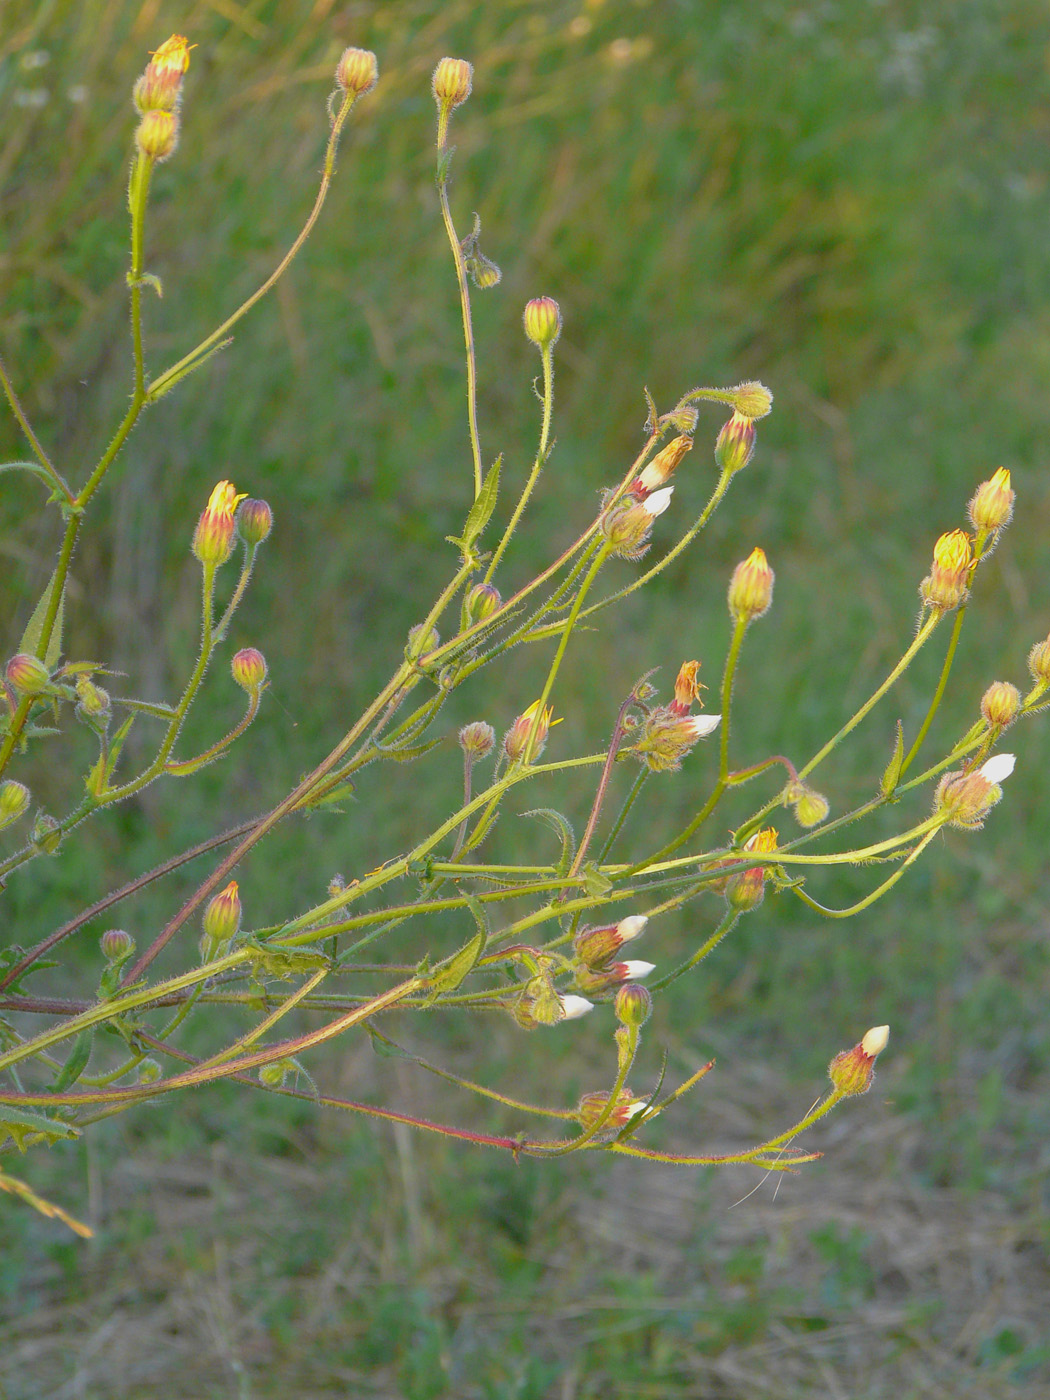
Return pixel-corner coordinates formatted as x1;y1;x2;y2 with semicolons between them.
880;719;905;797
0;460;57;493
522;807;576;876
146;338;233;402
240;938;330;982
104;713;136;783
460;455;501;552
18;570;65;669
0;1109;80;1153
366;1026;415;1061
580;862;614;898
423;930;486;1002
49;1029;94;1093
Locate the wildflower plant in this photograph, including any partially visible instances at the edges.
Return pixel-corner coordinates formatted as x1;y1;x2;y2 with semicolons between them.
0;37;1047;1237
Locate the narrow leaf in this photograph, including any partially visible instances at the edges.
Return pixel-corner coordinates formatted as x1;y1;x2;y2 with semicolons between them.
0;461;56;492
424;930;486;1000
461;455;501;550
49;1029;94;1093
522;807;576;876
18;570;65;665
0;1109;80;1153
880;719;905;797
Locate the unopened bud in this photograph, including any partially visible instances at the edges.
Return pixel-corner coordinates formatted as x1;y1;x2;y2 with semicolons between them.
133;34;191;114
0;780;30;830
193;481;246;567
614;981;653;1028
934;753;1015;830
31;813;62;855
259;1058;296;1087
407;624;440;659
630;708;720;773
576;1088;647;1132
75;675;111;722
574;915;647;969
787;782;830;828
465;582;501;625
231;648;267;694
335;46;378;97
5;653;50;697
236;497;273;546
668;405;700;434
459;720;496;759
968;467;1014;534
135;108;178;161
1027;633;1050;686
727;381;773;420
200;879;241;959
725;827;778;912
920;529;972;614
828;1024;889;1096
600;491;670;561
980;680;1020;731
714;411;757;474
137;1058;162;1084
504;700;554;763
574;959;655;998
432;57;473;110
100;928;135;962
728;547;774;624
523;296;562;351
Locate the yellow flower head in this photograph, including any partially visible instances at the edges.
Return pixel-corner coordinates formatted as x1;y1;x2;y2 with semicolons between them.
968;467;1014;534
134;35;193;113
921;529;972;614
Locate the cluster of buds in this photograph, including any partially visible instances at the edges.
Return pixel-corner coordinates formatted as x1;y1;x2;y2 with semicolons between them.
503;699;555;764
199;879;242;961
629;660;720;773
920;528;973;615
967;467;1014;539
934;753;1015;831
728;546;775;625
335;46;378;98
724;827;780;912
133;34;191;162
828;1025;890;1097
573;913;655;998
575;1088;648;1134
192;481;248;568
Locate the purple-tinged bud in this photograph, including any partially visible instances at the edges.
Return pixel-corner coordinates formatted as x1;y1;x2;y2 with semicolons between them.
200;879;241;960
465;582;501;626
714;411;757;474
574;959;655;998
6;653;50;697
236;497;273;547
231;648;267;694
503;700;554;763
193;481;247;567
614;982;652;1028
335;46;378;97
459;720;496;760
574;915;648;969
100;929;135;962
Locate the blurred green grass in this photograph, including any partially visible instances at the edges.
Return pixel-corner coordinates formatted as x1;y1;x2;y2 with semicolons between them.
2;0;1050;1394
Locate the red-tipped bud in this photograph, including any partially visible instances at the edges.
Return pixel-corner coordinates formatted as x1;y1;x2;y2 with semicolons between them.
634;436;693;496
725;828;778;912
576;1088;647;1132
523;296;562;350
728;547;774;624
135;108;178;161
968;467;1014;534
614;982;653;1028
934;753;1015;830
200;879;241;959
335;46;378;97
980;680;1020;732
920;529;972;614
231;648;267;694
432;57;473;109
0;780;30;830
193;481;246;567
828;1024;889;1096
5;653;50;697
504;700;554;763
714;411;757;474
100;928;135;962
465;582;501;625
459;720;496;760
236;497;273;546
133;34;191;113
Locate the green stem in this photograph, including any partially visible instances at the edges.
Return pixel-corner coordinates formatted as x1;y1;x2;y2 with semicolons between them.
649;910;739;992
436;152;482;497
485;342;554;581
900;606;966;776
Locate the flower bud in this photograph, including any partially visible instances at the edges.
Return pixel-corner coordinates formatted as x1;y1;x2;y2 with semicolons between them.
0;780;30;830
934;753;1015;830
100;929;135;962
465;582;501;626
135;108;178;161
1028;632;1050;687
236;497;273;546
630;708;720;773
200;879;241;960
335;46;378;97
968;467;1014;534
920;529;972;614
503;700;554;763
633;435;693;497
614;981;653;1028
828;1024;889;1096
5;653;50;697
432;57;473;110
31;813;62;855
576;1088;647;1132
600;487;672;561
725;827;778;912
459;720;496;760
523;296;562;351
727;381;773;420
574;914;648;969
668;405;700;434
714;411;757;474
574;959;655;998
231;647;267;694
193;481;247;567
980;680;1020;732
75;675;111;723
259;1058;296;1087
728;547;774;624
137;1058;162;1084
787;782;830;828
133;34;191;114
407;623;440;659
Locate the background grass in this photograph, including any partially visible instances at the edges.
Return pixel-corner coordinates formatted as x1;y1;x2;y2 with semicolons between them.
1;0;1049;1395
